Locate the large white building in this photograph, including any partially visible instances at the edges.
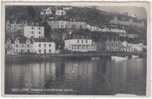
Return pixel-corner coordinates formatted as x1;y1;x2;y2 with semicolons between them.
6;36;34;55
6;37;56;55
32;40;56;54
64;39;96;52
48;20;87;29
24;26;45;38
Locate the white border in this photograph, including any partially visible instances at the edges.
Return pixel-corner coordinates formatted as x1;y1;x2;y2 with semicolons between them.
0;0;151;97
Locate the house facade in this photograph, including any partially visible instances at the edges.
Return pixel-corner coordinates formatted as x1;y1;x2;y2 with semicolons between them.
6;37;56;55
64;39;96;52
48;21;87;30
32;41;56;54
55;9;66;16
24;26;45;38
6;36;34;55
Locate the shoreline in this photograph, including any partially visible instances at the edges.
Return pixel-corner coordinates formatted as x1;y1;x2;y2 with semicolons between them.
5;52;146;64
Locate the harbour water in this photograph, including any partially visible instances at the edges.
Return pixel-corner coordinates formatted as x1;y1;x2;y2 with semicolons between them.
5;57;146;95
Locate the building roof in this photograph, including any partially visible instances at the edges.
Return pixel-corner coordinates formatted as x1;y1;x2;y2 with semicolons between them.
33;38;54;42
6;35;33;44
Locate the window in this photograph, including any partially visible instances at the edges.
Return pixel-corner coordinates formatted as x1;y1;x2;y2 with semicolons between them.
82;45;85;49
72;45;74;49
31;31;34;34
44;49;46;53
16;44;18;47
27;49;30;53
49;49;51;53
81;40;83;43
39;31;41;34
86;40;88;43
27;44;29;47
31;27;34;29
39;44;41;47
44;44;46;47
38;27;41;30
72;25;75;29
77;40;79;43
80;25;82;29
49;44;51;47
39;49;41;53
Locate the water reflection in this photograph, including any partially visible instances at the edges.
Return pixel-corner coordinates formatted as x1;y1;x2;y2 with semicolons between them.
5;58;146;95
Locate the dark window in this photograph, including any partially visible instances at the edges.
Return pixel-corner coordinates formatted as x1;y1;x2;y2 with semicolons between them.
77;40;79;43
49;44;51;47
72;25;75;29
38;27;41;30
49;49;51;53
32;27;34;29
27;44;29;47
39;44;41;47
27;49;30;53
44;49;46;53
80;25;82;29
16;44;18;47
44;44;46;47
31;31;34;34
86;40;88;43
81;40;83;43
39;49;41;53
39;31;41;34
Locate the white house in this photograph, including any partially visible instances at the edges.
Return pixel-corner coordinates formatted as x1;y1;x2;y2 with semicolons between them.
6;36;34;55
55;9;66;16
6;37;56;55
32;39;56;54
48;20;87;29
127;43;144;52
64;39;96;52
41;7;53;15
24;26;45;38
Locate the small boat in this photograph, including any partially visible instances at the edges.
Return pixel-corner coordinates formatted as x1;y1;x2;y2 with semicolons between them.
111;56;128;62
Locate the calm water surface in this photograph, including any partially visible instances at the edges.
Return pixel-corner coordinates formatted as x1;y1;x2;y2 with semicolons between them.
5;58;146;95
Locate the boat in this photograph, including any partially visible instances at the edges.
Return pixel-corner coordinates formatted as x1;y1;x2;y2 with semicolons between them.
111;56;128;62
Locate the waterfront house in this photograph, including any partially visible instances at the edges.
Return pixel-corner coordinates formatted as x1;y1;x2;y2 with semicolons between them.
5;38;15;55
127;43;144;52
6;37;56;55
32;39;56;54
64;39;96;52
6;36;33;55
24;26;45;38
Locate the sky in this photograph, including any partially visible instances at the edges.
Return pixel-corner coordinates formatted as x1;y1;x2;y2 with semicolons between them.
96;6;147;19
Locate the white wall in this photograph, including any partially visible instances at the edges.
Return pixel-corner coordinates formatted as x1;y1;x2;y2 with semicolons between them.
33;42;56;54
64;39;96;52
24;26;44;38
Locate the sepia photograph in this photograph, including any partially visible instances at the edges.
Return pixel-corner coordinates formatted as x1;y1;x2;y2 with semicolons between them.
1;1;150;96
